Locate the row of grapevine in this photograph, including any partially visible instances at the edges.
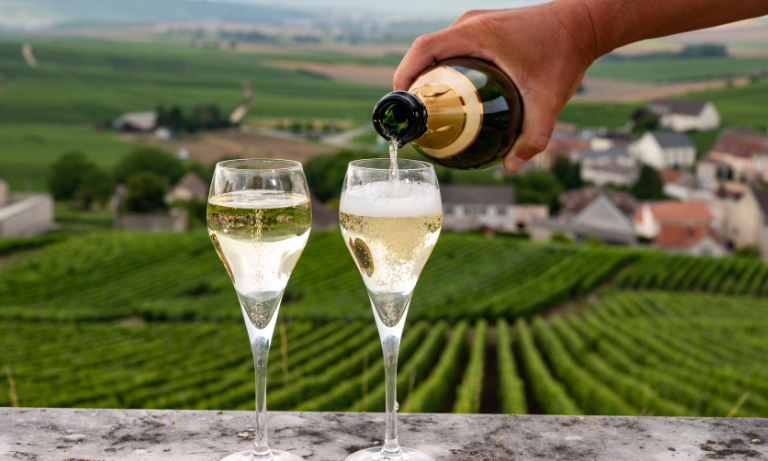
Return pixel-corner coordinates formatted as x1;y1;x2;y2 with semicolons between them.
0;230;637;323
3;291;767;417
616;252;768;296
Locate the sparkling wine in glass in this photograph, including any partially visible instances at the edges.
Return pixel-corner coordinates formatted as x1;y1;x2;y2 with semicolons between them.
340;158;442;461
207;159;311;461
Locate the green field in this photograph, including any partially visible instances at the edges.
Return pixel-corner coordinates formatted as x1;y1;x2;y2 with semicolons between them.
587;56;768;82
0;37;388;124
559;79;768;132
0;124;138;191
2;229;768;415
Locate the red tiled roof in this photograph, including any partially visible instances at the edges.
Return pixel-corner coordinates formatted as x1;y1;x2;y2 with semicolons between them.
710;127;768;159
658;169;685;184
657;223;726;249
646;201;712;222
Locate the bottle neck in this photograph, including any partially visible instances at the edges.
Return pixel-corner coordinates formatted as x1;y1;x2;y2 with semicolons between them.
372;91;428;146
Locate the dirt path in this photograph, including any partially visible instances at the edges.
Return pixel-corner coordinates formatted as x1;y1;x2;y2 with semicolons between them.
571;76;752;103
265;60;395;87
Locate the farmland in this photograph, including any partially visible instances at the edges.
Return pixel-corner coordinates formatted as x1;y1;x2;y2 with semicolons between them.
586;56;768;82
2;229;768;416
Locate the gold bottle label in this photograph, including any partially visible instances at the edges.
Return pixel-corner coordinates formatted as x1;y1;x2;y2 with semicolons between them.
409;66;483;159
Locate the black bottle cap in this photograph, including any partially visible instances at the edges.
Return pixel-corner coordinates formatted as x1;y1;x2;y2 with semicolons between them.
372;91;428;147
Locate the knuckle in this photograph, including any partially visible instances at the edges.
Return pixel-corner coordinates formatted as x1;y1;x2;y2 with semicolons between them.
412;34;433;50
525;134;552;155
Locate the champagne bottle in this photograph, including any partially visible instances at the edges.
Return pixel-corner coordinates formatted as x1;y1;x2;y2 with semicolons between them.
372;57;523;170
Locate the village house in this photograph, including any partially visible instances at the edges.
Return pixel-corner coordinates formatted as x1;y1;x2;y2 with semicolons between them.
570;147;635;167
696;127;768;189
658;168;698;200
656;223;729;256
630;131;696;169
531;186;639;245
581;161;639;187
647;99;721;132
441;185;518;232
719;187;768;256
0;177;55;237
165;171;209;203
634;201;714;239
526;122;590;171
116;111;157;131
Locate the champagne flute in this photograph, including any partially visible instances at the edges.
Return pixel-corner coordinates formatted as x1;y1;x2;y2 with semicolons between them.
340;158;442;461
207;159;311;461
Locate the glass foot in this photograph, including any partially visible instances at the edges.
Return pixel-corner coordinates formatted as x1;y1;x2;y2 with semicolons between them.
221;450;306;461
345;447;433;461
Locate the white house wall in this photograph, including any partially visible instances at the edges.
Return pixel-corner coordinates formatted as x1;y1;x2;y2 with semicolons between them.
697;103;721;131
443;204;517;232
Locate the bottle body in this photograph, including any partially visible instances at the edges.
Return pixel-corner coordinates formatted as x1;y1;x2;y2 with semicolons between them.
372;57;523;170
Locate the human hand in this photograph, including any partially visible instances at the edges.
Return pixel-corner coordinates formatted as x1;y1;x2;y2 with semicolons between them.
394;0;601;172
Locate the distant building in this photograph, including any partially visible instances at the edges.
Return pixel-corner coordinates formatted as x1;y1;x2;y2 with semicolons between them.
526;123;590;171
581;161;639;187
696;127;768;189
531;186;639;245
165;172;209;203
154;126;173;141
656;223;728;256
630;132;696;169
310;195;339;230
658;169;697;200
647;99;721;132
117;112;157;131
116;208;189;232
720;187;768;256
570;147;635;167
0;177;55;237
634;201;714;239
112;183;188;232
441;185;517;232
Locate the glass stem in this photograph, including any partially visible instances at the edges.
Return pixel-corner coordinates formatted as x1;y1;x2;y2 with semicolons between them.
251;335;272;461
381;334;402;458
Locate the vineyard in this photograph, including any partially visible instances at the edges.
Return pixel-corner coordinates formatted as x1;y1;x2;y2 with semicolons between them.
1;230;768;416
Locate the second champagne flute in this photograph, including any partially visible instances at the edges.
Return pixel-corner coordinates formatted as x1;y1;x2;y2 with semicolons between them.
340;158;442;461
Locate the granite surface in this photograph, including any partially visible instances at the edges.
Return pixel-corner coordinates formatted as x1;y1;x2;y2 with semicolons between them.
1;408;766;460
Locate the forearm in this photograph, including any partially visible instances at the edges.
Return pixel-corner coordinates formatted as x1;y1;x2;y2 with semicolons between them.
559;0;768;59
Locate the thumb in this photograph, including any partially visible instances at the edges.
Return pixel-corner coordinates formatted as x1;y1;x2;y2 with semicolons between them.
503;96;558;173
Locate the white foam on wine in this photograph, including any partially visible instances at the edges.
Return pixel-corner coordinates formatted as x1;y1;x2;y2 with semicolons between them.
340;181;442;218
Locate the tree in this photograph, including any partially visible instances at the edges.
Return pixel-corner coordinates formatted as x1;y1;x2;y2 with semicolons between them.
629;108;659;135
551;157;583;190
114;147;185;184
123;172;169;213
48;151;93;201
734;245;761;259
49;151;113;209
509;171;562;215
75;167;113;209
630;165;666;200
303;151;360;202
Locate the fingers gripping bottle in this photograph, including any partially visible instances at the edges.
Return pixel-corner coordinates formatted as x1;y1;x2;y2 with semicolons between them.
372;57;523;170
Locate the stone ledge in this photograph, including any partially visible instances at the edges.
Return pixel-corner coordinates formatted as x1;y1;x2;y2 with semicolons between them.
1;408;766;460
